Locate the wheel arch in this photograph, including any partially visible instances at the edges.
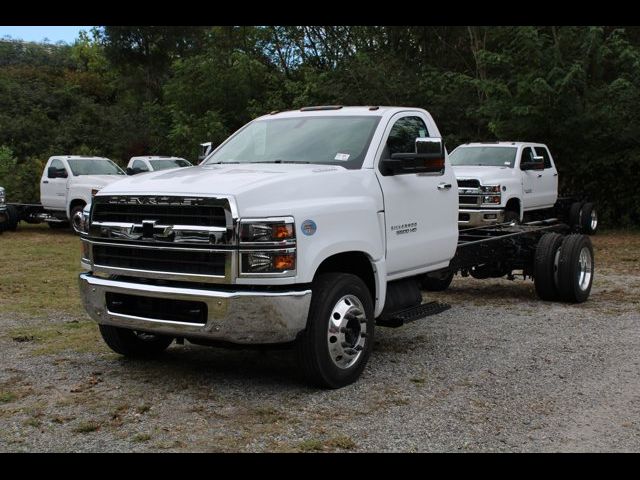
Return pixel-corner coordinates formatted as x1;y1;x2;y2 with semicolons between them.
312;251;385;317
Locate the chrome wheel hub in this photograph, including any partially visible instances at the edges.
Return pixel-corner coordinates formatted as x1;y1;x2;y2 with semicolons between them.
590;210;598;231
72;210;84;233
327;294;367;369
577;247;593;291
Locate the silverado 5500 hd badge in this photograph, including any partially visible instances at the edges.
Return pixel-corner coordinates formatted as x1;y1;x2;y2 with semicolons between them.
391;222;417;235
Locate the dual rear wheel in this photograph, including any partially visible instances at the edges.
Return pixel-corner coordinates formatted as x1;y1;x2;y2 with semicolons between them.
534;233;594;303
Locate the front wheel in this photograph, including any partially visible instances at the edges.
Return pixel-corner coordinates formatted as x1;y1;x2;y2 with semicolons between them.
296;273;375;389
70;204;86;234
99;324;174;357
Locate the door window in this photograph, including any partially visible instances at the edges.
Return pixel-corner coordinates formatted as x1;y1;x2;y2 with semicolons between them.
534;147;552;169
132;160;148;171
520;147;534;168
49;159;67;178
386;116;430;156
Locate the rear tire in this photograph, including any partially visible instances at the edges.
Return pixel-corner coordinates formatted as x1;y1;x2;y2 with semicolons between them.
580;202;597;235
295;273;374;389
533;232;564;301
557;234;594;303
569;201;583;232
98;324;174;357
419;269;454;291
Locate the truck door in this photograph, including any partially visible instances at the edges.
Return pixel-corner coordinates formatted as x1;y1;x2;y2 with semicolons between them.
374;113;458;277
534;146;558;208
40;158;69;211
520;146;544;209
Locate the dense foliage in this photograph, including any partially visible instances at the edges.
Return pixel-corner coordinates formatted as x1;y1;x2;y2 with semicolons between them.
0;26;638;225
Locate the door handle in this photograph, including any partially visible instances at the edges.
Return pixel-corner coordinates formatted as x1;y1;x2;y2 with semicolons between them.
553;173;558;177
43;180;49;184
537;174;542;178
437;183;452;190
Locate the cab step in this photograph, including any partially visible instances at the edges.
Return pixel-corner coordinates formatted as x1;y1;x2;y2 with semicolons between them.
376;301;451;328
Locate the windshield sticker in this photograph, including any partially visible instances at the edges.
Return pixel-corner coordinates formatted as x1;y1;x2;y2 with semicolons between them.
334;153;350;161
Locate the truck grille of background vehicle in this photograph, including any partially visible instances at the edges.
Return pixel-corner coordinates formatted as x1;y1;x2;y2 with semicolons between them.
106;292;208;324
376;301;451;328
93;244;226;276
456;179;481;188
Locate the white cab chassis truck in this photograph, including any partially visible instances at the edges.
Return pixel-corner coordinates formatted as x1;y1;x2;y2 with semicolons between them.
78;106;596;388
6;156;127;233
450;142;598;234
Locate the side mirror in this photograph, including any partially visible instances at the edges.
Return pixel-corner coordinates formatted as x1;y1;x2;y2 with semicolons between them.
198;142;213;163
381;137;445;176
126;167;135;175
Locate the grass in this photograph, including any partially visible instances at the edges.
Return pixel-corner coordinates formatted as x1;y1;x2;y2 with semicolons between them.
296;435;357;452
0;223;83;315
131;433;152;443
72;420;101;433
9;320;104;355
0;391;18;403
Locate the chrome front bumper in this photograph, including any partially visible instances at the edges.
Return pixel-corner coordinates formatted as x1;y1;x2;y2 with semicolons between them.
79;273;312;344
458;208;505;227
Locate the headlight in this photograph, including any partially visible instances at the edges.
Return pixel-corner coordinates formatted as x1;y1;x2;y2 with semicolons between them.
91;188;101;197
482;195;501;204
239;217;296;276
239;217;295;245
240;249;296;274
0;187;5;206
481;185;501;193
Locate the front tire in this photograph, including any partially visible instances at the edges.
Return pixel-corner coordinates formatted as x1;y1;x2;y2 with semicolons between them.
296;273;374;389
503;209;520;224
70;204;85;234
99;325;174;357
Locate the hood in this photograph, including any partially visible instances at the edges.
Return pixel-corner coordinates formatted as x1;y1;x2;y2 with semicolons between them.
74;174;128;188
451;165;517;184
96;163;374;217
98;164;348;196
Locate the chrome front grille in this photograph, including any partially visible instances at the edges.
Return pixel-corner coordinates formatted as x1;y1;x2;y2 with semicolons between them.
92;196;227;227
84;195;237;283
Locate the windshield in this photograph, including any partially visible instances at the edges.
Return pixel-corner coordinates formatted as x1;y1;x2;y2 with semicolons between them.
149;159;192;170
204;116;381;169
67;159;126;176
450;146;517;167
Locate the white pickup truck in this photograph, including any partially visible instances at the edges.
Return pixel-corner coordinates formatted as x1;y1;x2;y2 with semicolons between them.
78;106;596;388
126;156;192;175
450;142;597;234
7;155;127;233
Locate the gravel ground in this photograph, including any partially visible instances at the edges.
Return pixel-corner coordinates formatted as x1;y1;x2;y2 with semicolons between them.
1;235;639;452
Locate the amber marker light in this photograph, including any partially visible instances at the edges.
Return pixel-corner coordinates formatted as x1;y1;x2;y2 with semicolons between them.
272;224;294;240
273;254;295;271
